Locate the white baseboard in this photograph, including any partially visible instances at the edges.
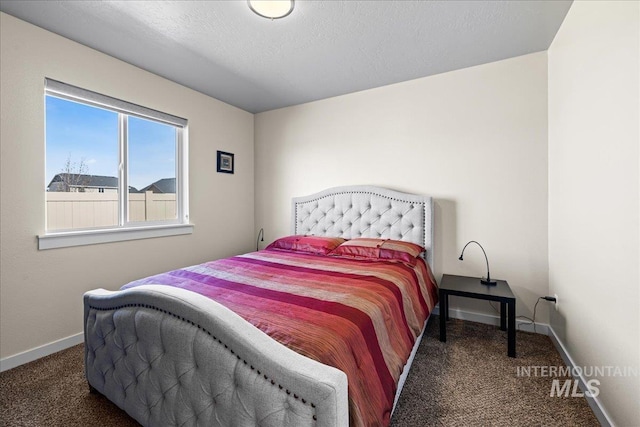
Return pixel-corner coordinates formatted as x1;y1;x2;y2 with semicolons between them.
0;332;84;372
432;305;549;335
547;326;614;427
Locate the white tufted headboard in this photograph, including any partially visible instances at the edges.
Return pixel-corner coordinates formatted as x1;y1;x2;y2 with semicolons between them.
292;186;434;270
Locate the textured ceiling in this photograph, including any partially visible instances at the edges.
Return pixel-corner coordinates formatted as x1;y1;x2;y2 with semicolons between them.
0;0;572;113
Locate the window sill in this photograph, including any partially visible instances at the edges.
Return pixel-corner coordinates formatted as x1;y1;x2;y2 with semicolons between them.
38;223;194;250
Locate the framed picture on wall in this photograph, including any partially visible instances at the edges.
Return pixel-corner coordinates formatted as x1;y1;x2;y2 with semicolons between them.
217;151;234;174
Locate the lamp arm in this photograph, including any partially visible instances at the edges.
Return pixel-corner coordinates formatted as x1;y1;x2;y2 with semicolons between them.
459;240;493;283
478;242;491;282
256;228;264;251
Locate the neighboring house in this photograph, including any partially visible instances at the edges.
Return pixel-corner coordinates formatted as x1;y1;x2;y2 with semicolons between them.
139;177;175;194
47;173;138;193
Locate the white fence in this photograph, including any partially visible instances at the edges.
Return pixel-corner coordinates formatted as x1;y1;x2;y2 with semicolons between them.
46;191;176;230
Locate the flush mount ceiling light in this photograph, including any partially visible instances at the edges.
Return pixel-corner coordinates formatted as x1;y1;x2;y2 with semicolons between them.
248;0;294;20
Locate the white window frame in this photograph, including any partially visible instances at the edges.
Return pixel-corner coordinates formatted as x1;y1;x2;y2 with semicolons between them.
38;79;192;250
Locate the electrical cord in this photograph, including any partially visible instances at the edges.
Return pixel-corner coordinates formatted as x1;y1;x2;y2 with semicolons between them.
516;297;542;333
489;302;500;315
492;295;557;333
485;293;559;337
489;296;556;357
489;298;541;333
489;299;539;333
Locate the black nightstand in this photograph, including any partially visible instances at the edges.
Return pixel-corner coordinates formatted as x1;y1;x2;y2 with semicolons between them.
439;274;516;357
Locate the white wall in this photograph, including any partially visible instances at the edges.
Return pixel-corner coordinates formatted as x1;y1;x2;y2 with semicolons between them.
0;13;254;360
548;1;640;424
255;52;549;322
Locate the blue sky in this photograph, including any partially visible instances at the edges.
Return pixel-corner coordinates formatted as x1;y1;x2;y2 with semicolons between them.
45;96;176;191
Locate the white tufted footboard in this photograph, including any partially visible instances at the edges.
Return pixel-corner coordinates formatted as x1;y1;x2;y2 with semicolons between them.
84;285;348;427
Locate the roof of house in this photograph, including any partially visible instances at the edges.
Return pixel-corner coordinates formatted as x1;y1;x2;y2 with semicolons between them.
48;173;118;189
139;178;176;194
47;174;139;192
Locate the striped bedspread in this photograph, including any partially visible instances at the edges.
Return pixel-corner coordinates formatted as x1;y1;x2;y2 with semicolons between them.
122;249;438;426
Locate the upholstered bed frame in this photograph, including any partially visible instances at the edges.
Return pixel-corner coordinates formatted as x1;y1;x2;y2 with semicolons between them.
84;186;434;426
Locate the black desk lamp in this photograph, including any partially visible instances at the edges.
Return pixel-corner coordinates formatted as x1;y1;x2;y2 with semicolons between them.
256;228;264;251
458;240;497;286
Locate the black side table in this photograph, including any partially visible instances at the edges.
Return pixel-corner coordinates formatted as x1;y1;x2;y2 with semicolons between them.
439;274;516;357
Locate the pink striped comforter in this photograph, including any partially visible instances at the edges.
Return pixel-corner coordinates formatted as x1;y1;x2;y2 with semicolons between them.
122;249;438;426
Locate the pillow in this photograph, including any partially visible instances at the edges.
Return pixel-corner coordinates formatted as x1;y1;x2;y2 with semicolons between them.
331;238;424;264
266;235;346;255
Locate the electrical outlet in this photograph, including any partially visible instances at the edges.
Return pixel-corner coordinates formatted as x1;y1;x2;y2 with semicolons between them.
554;294;559;311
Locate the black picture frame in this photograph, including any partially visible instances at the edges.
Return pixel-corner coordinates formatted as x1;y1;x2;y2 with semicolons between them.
216;151;234;174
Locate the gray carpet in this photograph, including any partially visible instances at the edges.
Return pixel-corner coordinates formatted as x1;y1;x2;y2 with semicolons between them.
0;316;599;426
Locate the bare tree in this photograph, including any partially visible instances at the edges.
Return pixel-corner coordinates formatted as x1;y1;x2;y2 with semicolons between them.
58;155;90;192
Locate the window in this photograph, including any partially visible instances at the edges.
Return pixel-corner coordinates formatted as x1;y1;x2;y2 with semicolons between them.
40;79;191;249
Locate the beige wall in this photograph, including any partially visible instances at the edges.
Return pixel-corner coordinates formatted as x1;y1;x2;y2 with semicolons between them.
255;52;549;322
548;1;640;424
0;13;254;359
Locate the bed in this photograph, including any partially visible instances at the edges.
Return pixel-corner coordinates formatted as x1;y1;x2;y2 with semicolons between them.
84;185;437;426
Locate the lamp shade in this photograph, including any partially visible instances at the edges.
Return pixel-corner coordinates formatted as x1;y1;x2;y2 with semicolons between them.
248;0;294;19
